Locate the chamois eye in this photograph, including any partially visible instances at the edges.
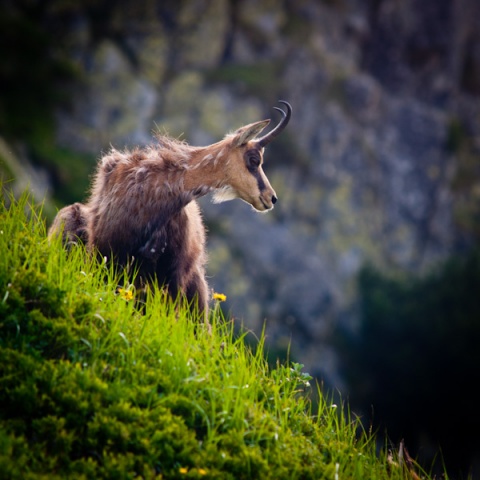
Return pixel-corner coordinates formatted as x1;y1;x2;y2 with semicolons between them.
246;152;261;172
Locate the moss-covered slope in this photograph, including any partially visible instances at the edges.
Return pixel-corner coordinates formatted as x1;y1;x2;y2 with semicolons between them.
0;191;425;479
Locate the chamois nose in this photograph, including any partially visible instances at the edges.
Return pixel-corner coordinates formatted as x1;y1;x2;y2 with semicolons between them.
272;195;277;205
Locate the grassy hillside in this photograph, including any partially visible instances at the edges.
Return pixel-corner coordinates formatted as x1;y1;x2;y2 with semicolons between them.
0;190;430;479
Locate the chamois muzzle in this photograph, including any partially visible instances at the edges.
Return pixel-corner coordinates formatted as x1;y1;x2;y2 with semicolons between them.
255;100;292;148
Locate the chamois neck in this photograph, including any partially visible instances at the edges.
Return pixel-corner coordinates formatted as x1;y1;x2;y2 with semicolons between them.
183;141;230;194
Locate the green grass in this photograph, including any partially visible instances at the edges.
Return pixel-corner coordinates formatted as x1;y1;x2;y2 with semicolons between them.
0;189;432;479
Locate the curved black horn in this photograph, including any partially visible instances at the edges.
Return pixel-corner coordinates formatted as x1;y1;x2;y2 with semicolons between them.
256;100;292;147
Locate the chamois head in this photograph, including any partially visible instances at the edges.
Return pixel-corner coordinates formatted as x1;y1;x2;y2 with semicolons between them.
212;100;291;212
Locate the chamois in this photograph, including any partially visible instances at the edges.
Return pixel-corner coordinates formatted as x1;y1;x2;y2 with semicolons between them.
49;101;292;314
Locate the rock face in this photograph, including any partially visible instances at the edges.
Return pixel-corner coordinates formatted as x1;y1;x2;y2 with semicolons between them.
3;0;480;385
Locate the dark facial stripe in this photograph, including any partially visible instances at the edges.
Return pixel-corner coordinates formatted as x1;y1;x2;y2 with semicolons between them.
253;169;266;192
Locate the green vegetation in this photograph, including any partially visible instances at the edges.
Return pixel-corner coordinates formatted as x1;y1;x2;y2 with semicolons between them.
338;257;480;478
0;190;428;479
0;2;95;214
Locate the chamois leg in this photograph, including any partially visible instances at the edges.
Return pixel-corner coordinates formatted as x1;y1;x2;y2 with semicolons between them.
185;269;209;320
48;203;89;247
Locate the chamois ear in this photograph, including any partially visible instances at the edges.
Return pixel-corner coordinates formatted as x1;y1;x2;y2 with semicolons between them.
231;119;270;147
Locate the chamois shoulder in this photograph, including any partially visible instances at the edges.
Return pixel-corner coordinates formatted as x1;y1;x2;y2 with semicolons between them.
98;141;192;172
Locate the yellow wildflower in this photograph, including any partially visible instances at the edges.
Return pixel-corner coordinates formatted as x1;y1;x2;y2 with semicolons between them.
212;292;227;302
198;468;207;475
118;288;134;301
179;467;188;474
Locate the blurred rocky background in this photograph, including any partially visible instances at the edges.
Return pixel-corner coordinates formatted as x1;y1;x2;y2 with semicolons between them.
1;0;480;477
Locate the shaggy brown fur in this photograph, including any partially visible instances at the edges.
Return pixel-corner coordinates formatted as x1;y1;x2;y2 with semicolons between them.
48;202;89;246
49;102;291;315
